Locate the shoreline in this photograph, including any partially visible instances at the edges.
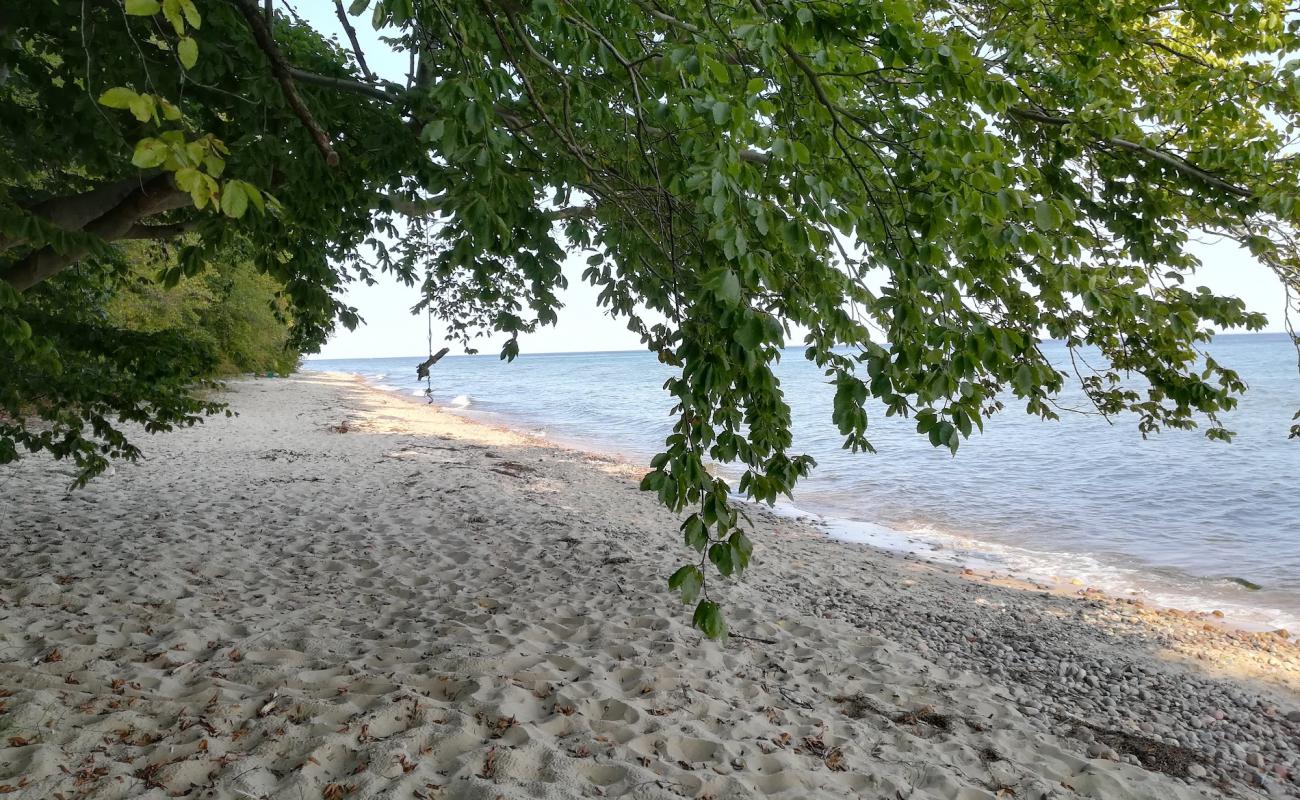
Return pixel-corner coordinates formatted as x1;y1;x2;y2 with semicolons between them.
331;367;1300;640
1;372;1297;799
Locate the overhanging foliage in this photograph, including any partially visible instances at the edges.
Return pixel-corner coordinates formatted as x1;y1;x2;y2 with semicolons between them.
2;0;1298;635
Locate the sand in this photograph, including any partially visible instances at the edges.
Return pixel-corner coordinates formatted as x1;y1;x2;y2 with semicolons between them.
1;372;1297;800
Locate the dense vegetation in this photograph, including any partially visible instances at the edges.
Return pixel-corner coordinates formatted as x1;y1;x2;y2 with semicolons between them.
2;0;1297;635
0;239;298;482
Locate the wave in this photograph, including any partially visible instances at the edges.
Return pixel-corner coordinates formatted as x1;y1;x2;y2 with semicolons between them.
766;501;1299;632
448;394;472;408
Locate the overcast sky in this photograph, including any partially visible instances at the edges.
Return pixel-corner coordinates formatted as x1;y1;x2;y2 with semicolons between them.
295;5;1291;360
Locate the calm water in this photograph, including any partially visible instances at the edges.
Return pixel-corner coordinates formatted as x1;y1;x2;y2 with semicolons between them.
307;333;1299;630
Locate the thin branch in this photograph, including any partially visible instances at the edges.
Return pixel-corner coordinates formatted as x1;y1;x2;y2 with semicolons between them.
373;192;592;221
287;68;399;103
232;0;339;166
333;0;375;81
1008;107;1253;199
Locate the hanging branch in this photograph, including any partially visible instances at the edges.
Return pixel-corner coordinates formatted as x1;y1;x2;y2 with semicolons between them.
333;0;375;81
232;0;340;166
416;347;450;380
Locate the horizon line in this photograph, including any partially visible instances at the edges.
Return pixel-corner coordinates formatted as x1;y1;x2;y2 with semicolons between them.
309;329;1292;361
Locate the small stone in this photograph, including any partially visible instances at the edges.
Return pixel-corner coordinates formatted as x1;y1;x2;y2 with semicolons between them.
1188;764;1207;779
1246;752;1265;768
1286;710;1300;723
1087;743;1108;759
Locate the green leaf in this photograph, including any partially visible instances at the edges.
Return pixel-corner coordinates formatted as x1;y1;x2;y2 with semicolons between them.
715;269;741;303
708;542;734;576
179;0;201;28
131;138;168;168
729;531;753;571
1034;200;1061;231
692;600;727;639
241;182;265;215
174;167;202;192
712;101;730;125
682;515;709;552
158;98;183;121
733;315;764;350
178;37;198;69
420;120;445;143
125;0;161;15
98;87;139;109
128;94;156;123
162;0;185;34
220;182;248;218
668;565;703;605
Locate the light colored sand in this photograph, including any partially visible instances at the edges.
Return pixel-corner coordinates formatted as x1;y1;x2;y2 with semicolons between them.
1;372;1296;800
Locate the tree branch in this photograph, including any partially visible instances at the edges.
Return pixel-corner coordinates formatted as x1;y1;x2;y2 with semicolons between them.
372;192;593;221
288;68;400;103
1009;107;1253;199
232;0;340;166
2;175;191;292
2;172;163;252
333;0;375;81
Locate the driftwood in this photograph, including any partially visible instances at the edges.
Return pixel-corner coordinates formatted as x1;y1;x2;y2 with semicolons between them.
416;347;450;380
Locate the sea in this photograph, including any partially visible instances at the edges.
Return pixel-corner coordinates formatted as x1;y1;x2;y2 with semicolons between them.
306;332;1299;631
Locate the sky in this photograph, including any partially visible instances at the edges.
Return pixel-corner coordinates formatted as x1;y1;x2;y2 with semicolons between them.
294;5;1292;360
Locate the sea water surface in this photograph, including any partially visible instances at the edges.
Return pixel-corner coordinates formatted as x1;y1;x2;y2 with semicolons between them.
307;333;1299;630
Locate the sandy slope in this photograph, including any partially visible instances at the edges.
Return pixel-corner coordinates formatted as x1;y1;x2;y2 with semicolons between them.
0;373;1296;800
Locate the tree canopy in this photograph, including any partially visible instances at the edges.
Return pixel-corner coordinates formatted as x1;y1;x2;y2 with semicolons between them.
3;0;1298;636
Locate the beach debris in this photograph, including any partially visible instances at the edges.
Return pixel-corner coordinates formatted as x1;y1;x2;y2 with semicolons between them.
490;460;533;478
322;783;354;799
329;421;352;433
893;706;953;733
1082;724;1203;777
133;761;165;790
833;693;884;720
479;747;499;778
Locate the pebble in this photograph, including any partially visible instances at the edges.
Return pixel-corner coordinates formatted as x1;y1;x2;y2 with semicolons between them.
1188;764;1207;779
1247;752;1266;768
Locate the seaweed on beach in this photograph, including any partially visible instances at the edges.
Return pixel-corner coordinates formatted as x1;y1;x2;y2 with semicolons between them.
893;706;954;733
490;460;534;478
833;693;885;720
1092;727;1201;777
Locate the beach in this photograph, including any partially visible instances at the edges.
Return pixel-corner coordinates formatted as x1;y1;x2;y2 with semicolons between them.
1;372;1297;799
